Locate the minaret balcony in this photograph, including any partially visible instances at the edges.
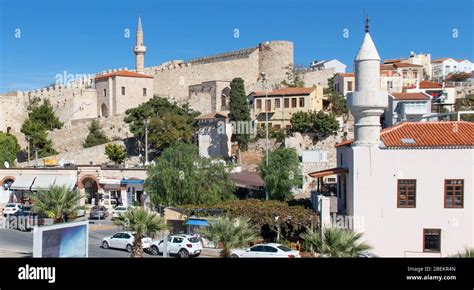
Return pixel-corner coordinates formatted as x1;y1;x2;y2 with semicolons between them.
348;91;388;109
134;46;147;53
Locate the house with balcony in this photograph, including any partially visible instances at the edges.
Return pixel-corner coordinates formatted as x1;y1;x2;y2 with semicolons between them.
384;92;432;127
405;80;456;112
248;86;325;129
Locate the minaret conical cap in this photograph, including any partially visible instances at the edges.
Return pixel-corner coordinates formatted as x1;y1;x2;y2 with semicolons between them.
355;33;380;61
137;16;143;32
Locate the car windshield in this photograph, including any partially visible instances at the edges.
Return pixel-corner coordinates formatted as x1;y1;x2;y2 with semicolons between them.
92;206;104;210
115;207;126;210
277;245;292;252
5;204;16;208
188;237;200;243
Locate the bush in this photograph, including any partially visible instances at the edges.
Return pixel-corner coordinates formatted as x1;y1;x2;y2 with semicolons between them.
184;199;316;242
84;120;109;148
290;111;339;136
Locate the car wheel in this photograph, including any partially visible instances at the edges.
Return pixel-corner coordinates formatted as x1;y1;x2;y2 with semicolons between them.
102;241;109;249
126;244;133;253
178;249;189;258
231;254;239;258
150;246;159;256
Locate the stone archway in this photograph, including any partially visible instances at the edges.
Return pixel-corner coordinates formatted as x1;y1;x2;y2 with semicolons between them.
221;87;231;111
1;176;15;190
78;175;99;205
101;103;108;118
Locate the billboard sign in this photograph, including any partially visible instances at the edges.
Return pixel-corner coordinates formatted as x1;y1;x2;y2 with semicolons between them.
33;220;89;258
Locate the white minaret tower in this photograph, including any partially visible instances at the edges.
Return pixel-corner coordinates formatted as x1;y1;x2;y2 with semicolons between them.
134;16;146;73
348;17;387;147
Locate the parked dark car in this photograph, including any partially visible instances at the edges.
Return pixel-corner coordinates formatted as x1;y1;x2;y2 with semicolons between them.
89;206;109;219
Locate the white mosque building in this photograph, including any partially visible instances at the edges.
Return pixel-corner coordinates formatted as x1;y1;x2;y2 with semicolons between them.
310;20;474;257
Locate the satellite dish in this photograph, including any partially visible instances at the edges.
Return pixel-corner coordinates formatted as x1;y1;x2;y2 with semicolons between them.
4;161;9;168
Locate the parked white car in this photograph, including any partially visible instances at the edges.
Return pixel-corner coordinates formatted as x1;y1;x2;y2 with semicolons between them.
149;234;202;258
111;206;133;219
3;203;23;217
230;243;301;258
102;232;152;253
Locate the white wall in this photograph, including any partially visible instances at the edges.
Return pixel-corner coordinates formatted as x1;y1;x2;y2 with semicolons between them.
343;146;473;257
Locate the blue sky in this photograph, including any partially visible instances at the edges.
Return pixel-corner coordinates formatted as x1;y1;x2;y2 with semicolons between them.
0;0;472;92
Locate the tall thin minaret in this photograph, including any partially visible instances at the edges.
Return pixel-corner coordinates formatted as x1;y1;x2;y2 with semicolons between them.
134;16;146;73
348;17;387;147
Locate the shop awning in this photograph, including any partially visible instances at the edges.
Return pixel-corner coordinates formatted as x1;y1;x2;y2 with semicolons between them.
121;179;144;185
54;176;77;190
186;219;209;226
10;175;36;191
99;178;121;185
308;167;348;178
31;175;57;191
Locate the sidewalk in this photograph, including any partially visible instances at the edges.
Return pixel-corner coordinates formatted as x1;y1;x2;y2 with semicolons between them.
201;247;221;258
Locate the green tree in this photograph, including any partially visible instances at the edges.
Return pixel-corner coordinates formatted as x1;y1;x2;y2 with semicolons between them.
0;132;20;167
147;113;193;151
105;143;127;164
198;217;257;258
28;99;63;131
146;142;235;207
21;99;62;158
112;207;167;258
290;111;339;136
124;96;200;152
290;111;313;133
83;120;109;148
229;78;252;151
300;227;372;257
30;186;84;224
325;76;348;116
313;111;340;136
259;147;302;201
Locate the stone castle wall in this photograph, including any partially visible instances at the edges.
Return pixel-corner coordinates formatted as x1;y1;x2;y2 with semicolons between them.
147;41;294;105
0;93;28;148
300;68;336;88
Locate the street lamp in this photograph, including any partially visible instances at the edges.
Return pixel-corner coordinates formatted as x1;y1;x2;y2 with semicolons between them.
260;72;269;200
144;117;149;166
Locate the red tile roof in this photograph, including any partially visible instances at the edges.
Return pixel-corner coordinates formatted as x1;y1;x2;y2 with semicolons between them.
95;70;153;80
336;73;355;78
308;167;348;178
393;63;423;68
252;87;315;97
383;58;404;64
419;80;442;89
336;121;474;148
391;93;430;100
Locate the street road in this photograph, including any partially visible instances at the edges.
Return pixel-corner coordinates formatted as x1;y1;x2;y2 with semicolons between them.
0;219;163;258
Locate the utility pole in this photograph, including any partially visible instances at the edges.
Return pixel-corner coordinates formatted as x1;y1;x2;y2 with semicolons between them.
144;118;149;165
34;148;38;168
261;72;269;200
26;136;30;167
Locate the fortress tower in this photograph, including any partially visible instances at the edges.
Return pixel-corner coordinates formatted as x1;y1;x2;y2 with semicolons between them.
348;18;388;146
134;16;146;73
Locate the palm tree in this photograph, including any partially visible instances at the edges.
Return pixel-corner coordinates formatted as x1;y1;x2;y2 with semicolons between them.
198;217;257;258
452;247;474;258
30;185;84;224
113;207;166;258
300;227;372;257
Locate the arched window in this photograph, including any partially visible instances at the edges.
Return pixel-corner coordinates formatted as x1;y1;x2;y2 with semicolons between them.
221;87;231;110
101;103;108;118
